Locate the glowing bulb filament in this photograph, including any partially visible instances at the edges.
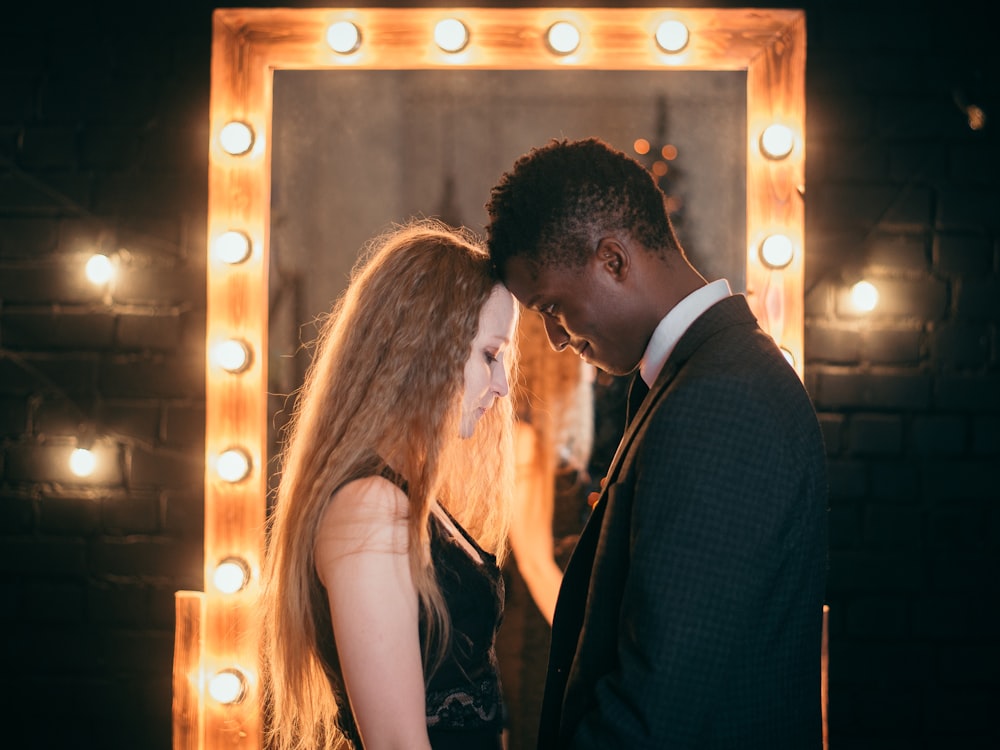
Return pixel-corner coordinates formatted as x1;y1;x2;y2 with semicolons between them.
213;558;251;594
434;19;469;53
546;22;580;55
213;231;251;265
208;669;247;704
326;21;361;54
70;448;97;478
216;448;251;483
655;20;690;53
85;254;114;285
219;121;254;156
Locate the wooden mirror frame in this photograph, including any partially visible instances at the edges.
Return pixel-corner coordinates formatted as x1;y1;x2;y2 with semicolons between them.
177;7;805;749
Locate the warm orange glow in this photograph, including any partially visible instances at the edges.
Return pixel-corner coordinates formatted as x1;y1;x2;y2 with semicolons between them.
661;143;678;160
633;138;651;155
194;8;807;749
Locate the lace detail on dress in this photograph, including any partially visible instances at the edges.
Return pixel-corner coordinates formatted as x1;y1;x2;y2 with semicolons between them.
426;676;501;728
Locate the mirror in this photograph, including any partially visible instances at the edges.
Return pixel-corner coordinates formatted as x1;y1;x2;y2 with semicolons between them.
185;7;806;748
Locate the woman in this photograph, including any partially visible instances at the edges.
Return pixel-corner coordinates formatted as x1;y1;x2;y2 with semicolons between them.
262;219;519;750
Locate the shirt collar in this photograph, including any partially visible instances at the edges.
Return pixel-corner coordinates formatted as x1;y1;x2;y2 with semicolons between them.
639;278;733;387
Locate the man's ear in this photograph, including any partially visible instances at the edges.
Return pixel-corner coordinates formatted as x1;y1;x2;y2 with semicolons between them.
595;237;629;281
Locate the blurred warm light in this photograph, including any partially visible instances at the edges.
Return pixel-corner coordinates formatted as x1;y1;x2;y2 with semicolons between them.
213;557;251;594
212;339;251;373
760;123;795;159
966;104;986;131
633;138;650;155
85;253;114;285
651;161;668;177
208;668;247;704
434;18;469;53
850;280;879;313
69;448;97;478
215;448;251;483
661;144;678;160
781;347;796;368
759;234;795;269
655;20;690;53
326;21;361;54
219;121;254;156
212;230;252;265
546;21;581;55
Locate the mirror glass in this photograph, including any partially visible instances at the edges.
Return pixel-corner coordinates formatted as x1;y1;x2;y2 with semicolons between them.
267;68;746;469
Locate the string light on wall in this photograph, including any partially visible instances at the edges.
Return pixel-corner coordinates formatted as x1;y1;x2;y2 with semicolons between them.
69;446;97;478
326;21;361;54
212;231;252;265
208;668;249;705
434;18;469;53
850;280;879;313
213;557;251;594
214;447;252;483
219;121;254;156
546;21;581;55
759;123;795;160
655;20;690;53
85;253;115;285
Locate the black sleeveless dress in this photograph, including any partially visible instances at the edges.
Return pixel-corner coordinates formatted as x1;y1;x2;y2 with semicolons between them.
331;470;505;749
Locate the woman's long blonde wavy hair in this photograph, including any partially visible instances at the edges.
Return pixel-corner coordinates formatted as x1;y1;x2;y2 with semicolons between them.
260;219;517;750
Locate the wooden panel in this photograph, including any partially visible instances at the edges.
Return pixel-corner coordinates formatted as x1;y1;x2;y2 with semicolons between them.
193;8;808;749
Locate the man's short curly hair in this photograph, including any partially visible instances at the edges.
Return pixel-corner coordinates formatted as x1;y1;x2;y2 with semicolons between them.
485;137;678;276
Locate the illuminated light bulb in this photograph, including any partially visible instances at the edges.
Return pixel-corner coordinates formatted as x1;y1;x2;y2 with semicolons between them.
850;280;879;313
216;448;251;483
780;347;796;368
326;21;361;54
759;234;795;269
434;18;469;53
213;557;251;594
546;21;580;55
69;448;97;478
85;254;114;285
633;138;650;155
212;339;251;373
759;124;795;160
219;121;254;156
208;668;247;704
212;231;251;265
655;20;690;53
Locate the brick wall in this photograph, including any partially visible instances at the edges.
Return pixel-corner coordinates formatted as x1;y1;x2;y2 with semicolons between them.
1;1;997;748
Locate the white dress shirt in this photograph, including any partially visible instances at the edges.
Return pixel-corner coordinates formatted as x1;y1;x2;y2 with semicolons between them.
639;279;733;387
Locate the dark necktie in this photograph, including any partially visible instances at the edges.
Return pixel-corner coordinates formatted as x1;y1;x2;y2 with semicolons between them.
626;372;650;426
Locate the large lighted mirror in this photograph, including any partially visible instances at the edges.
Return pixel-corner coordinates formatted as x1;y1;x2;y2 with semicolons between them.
178;7;806;749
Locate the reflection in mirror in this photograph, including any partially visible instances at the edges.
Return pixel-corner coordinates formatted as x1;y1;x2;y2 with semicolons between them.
267;68;746;477
190;8;806;749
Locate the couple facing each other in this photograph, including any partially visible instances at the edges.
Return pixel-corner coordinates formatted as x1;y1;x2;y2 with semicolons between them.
262;137;829;750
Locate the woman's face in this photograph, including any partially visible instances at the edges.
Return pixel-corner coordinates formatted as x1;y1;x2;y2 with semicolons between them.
460;285;517;439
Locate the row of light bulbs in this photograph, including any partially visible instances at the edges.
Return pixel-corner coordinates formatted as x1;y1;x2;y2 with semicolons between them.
322;16;693;57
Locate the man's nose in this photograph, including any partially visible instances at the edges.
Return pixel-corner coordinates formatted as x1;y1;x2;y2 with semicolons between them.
542;316;570;352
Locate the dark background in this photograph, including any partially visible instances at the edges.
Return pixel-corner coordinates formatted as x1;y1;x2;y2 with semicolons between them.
1;1;997;748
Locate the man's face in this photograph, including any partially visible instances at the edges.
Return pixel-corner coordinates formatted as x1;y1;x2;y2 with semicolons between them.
503;253;646;376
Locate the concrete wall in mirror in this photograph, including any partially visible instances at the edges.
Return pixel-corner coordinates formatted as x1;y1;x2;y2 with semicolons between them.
268;69;746;456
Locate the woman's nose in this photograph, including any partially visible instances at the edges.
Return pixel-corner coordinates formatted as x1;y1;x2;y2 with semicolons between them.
493;366;510;398
542;316;570;351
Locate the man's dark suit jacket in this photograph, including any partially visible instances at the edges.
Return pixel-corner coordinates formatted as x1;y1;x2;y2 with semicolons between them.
537;294;829;749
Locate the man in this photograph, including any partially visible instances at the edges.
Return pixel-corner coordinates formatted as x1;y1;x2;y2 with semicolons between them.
485;138;828;749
